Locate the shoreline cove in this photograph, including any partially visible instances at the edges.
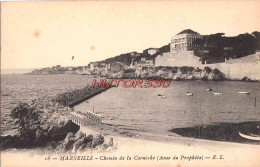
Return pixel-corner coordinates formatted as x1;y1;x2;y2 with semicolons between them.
1;79;259;153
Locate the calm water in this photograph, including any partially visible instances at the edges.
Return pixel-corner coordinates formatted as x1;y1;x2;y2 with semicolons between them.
0;74;95;136
75;80;260;136
1;74;260;138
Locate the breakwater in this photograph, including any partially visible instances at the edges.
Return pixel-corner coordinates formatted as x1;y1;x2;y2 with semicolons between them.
52;85;112;107
0;85;115;153
66;87;112;107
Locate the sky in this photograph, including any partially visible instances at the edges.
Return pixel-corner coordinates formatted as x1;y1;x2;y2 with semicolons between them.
1;0;260;70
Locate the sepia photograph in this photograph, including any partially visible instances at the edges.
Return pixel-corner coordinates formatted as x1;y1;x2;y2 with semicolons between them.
1;1;260;166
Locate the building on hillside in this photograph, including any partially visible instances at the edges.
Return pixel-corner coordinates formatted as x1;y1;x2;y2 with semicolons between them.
97;64;107;71
96;64;108;75
135;57;154;66
89;62;98;71
170;29;202;53
106;64;111;70
154;29;204;67
145;60;154;66
51;65;62;71
109;62;124;73
143;48;159;55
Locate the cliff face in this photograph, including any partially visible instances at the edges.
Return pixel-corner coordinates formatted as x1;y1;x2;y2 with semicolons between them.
109;66;226;81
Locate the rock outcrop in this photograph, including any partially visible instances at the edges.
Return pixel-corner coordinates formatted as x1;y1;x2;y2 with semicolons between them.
0;86;114;153
109;66;226;81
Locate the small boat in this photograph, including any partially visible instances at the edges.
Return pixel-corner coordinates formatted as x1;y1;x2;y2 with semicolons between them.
239;132;260;141
206;88;212;91
158;94;166;98
186;92;193;96
213;82;222;95
238;91;250;94
213;91;222;95
186;84;193;96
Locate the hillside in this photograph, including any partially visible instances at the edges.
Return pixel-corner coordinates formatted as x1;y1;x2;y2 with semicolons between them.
95;31;260;66
97;44;170;66
194;31;260;64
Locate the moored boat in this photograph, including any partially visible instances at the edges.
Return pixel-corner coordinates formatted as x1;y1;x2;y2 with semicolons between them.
158;94;166;98
213;91;222;95
238;91;250;94
213;81;222;95
186;84;193;96
206;88;212;91
238;132;260;141
186;92;193;96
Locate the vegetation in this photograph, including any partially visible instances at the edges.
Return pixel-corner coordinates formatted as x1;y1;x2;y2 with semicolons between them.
212;68;225;80
194;67;202;73
99;52;133;66
180;66;194;74
203;66;212;74
194;31;260;63
98;44;170;67
124;68;136;73
171;66;178;73
94;31;259;67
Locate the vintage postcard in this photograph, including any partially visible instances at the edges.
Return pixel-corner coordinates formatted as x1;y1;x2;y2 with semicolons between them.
1;1;260;167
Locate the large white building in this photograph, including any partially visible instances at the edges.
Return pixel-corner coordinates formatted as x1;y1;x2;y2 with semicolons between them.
170;29;202;53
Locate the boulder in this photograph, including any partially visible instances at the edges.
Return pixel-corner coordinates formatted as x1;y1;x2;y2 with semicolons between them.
73;137;85;148
55;143;66;153
78;143;86;152
61;120;80;134
35;128;49;142
11;103;30;118
41;124;50;131
85;134;94;143
75;131;85;140
91;134;104;148
64;132;74;142
48;125;61;134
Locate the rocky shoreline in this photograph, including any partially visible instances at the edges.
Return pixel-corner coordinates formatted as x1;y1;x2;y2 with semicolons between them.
108;66;258;82
170;121;260;145
0;85;115;153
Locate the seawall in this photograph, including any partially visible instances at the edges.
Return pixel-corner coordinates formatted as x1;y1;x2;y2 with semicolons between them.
197;63;260;80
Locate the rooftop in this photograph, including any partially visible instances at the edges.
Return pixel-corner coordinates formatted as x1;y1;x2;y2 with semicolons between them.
177;29;200;35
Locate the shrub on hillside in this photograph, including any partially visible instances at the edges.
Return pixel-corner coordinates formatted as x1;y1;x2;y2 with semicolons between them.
171;66;178;73
212;68;225;80
141;66;148;71
241;76;252;82
195;67;202;73
201;76;208;81
124;68;136;73
204;66;212;74
165;66;173;71
213;68;221;75
180;66;194;74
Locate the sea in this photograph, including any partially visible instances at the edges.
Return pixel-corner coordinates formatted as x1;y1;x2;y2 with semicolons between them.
1;74;260;138
1;74;94;136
